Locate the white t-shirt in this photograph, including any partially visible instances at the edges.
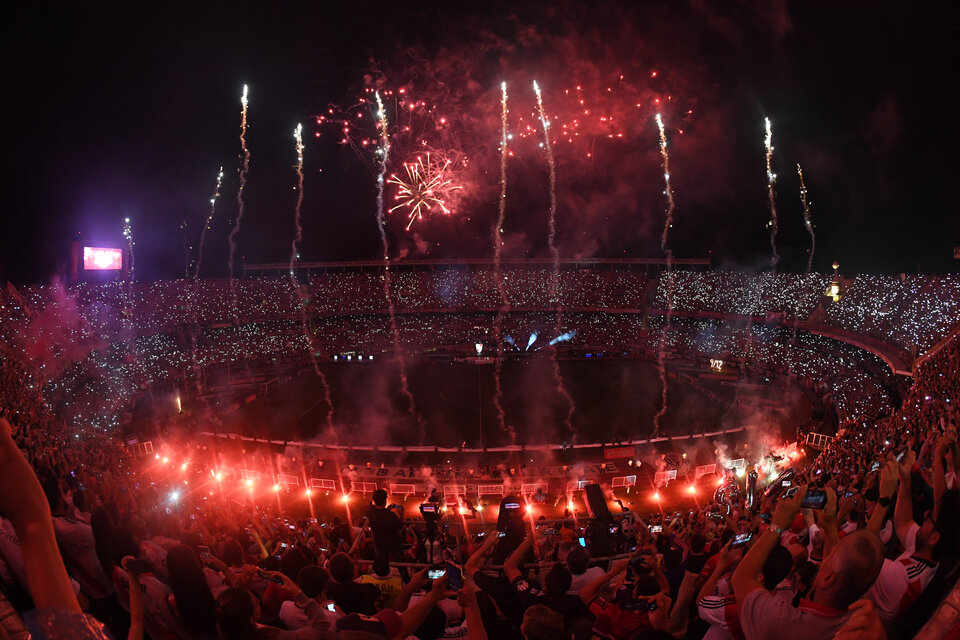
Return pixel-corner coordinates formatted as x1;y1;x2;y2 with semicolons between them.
279;598;339;629
52;515;112;599
568;565;606;594
407;592;467;638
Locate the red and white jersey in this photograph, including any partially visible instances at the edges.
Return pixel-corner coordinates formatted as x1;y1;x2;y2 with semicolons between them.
865;523;939;626
697;595;744;640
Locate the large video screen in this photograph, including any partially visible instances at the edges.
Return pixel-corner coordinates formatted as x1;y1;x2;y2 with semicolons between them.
83;247;123;270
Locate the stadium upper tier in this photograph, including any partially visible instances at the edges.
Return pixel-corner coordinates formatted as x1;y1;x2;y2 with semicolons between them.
4;265;959;357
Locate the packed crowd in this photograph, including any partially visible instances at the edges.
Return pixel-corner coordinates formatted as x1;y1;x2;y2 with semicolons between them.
646;317;896;426
22;309;896;436
3;268;957;436
822;275;960;355
309;268;651;316
652;272;960;356
2;321;960;638
6;270;959;369
651;272;831;318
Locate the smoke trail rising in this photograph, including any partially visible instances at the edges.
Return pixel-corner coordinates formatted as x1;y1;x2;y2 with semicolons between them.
229;85;251;318
185;171;224;399
185;167;224;398
289;123;334;429
788;164;817;363
534;80;575;439
765;118;780;272
374;92;423;441
797;164;815;274
194;167;224;278
652;113;675;438
492;82;514;443
182;220;191;279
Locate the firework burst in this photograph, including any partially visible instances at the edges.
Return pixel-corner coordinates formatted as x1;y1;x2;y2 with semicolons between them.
387;153;462;230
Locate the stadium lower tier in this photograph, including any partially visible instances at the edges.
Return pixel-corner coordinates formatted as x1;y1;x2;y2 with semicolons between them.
36;313;899;445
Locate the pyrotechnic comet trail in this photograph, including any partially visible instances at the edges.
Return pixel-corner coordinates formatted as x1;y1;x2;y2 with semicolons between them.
290;124;305;276
374;92;422;439
123;217;135;282
229;85;251;313
194;167;224;278
288;123;334;428
534;80;575;439
798;164;815;274
492;81;513;442
652;113;675;438
122;217;135;329
765;118;780;272
187;168;223;400
787;164;818;363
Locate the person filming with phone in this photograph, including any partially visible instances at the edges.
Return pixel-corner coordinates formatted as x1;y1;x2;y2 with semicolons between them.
732;485;885;639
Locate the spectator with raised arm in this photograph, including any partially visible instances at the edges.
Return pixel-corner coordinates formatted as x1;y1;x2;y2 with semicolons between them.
865;449;960;627
733;486;884;639
216;569;330;640
501;533;591;630
0;418;110;639
578;552;672;639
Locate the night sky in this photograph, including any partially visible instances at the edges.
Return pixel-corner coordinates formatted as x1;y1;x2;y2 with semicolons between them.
2;0;957;285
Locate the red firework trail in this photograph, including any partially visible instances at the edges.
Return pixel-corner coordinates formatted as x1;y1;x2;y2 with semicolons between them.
374;92;424;441
534;80;575;439
653;113;675;438
289;123;334;428
492;81;514;444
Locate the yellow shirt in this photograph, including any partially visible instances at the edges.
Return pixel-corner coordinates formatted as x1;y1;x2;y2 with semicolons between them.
359;573;403;610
